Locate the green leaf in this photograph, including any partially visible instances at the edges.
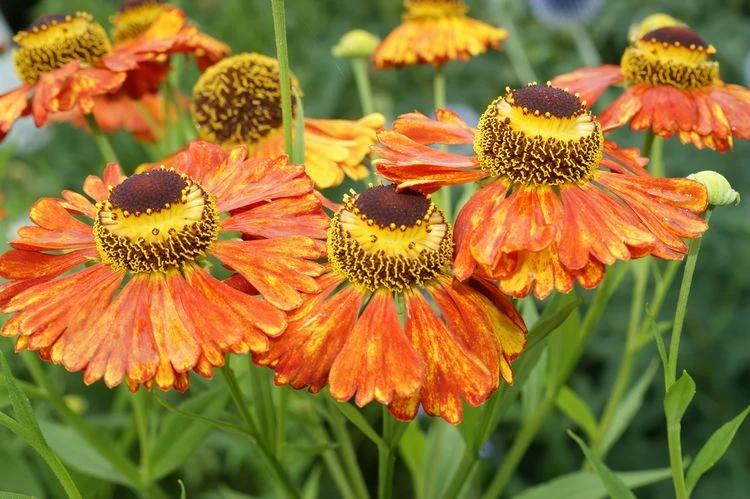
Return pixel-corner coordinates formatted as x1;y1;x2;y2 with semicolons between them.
0;445;47;498
600;361;658;455
522;349;548;421
664;371;696;428
513;467;673;499
399;421;427;499
332;399;387;451
0;493;37;499
38;420;130;486
423;422;465;499
301;465;323;499
526;295;583;351
150;388;230;479
568;431;636;499
547;295;582;386
685;406;750;493
556;386;598;439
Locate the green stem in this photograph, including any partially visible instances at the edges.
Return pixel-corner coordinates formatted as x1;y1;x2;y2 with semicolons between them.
667;419;689;499
271;0;294;157
440;449;480;499
221;364;300;499
378;407;398;499
649;135;665;178
22;353;165;499
666;209;712;387
433;67;446;111
276;387;288;461
567;22;602;67
85;114;119;165
248;359;277;455
492;0;538;83
483;272;618;499
642;130;655;159
590;259;648;458
325;399;371;499
432;67;454;222
352;58;375;115
131;389;151;486
307;418;358;499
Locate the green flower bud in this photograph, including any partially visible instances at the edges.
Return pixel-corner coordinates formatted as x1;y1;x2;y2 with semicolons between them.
332;30;380;59
687;170;740;206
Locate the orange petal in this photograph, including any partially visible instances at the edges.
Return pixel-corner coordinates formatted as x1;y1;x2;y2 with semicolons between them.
0;85;32;140
598;85;646;133
710;84;750;140
11;199;95;251
263;278;362;393
393;110;475;145
402;289;494;424
329;291;423;407
0;248;96;280
212;238;324;311
497;247;575;299
551;65;624;107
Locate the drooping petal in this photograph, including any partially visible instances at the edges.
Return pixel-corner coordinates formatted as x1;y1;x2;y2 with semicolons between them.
0;248;97;280
222;193;329;241
0;85;32;141
11;199;95;251
551;65;625;107
393;109;475;145
329;290;423;407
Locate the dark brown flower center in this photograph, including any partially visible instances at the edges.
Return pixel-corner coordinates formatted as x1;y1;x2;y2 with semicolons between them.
474;84;602;186
109;170;186;214
328;184;452;291
641;26;708;49
191;53;302;147
13;12;112;85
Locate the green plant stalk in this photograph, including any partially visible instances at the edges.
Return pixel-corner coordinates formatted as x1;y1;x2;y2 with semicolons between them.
85;114;119;165
432;67;454;222
276;387;289;461
352;57;375;115
649;135;665;178
307;419;358;499
440;448;480;499
567;22;602;67
130;388;151;486
378;407;398;499
483;272;618;499
666;209;712;387
21;353;166;499
271;0;294;157
641;130;656;158
325;399;371;499
221;364;300;499
664;208;712;499
248;359;277;455
590;259;648;458
491;0;538;83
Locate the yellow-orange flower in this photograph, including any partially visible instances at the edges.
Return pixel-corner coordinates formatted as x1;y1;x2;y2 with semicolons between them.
191;52;385;189
0;7;228;143
374;84;709;298
257;184;527;424
373;0;507;68
552;22;750;152
0;141;328;391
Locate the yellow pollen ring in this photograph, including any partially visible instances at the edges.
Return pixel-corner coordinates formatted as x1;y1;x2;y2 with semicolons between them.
474;84;603;186
328;190;453;292
13;12;112;85
621;35;718;89
110;1;168;43
94;171;220;274
404;0;468;19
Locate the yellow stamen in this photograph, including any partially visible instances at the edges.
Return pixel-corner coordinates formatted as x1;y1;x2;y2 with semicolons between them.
404;0;468;19
13;13;112;85
110;0;168;43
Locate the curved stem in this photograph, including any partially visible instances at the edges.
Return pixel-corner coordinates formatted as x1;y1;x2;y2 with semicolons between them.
85;114;118;165
567;22;602;67
271;0;294;157
352;58;375;115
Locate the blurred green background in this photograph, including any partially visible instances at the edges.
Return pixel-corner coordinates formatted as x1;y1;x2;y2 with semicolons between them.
1;0;749;498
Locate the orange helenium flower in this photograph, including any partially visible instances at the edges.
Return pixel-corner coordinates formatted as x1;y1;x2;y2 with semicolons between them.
373;84;709;299
0;141;328;391
551;24;750;152
190;52;384;189
0;7;228;142
373;0;507;68
256;184;527;424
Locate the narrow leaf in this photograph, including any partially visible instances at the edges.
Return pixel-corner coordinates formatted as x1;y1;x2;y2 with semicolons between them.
685;406;750;493
601;361;658;454
664;371;696;428
514;467;673;499
292;89;305;164
568;431;636;499
0;493;36;499
333;400;387;451
527;296;583;351
557;386;598;440
301;465;324;499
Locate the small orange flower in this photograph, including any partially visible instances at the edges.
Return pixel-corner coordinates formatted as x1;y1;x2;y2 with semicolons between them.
0;6;228;143
0;141;328;391
257;184;527;424
374;84;709;298
373;0;507;69
191;52;385;188
552;23;750;152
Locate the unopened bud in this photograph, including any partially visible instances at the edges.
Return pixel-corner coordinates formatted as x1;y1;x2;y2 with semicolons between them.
332;30;380;59
687;171;740;206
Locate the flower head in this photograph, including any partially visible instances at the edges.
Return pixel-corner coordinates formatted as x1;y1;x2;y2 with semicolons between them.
191;52;385;188
0;7;228;143
110;0;168;43
528;0;604;27
0;141;328;391
374;84;709;298
257;184;527;424
373;0;507;69
552;22;750;152
687;171;740;207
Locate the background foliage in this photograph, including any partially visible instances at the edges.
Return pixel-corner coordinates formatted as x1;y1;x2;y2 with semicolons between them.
1;0;749;497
